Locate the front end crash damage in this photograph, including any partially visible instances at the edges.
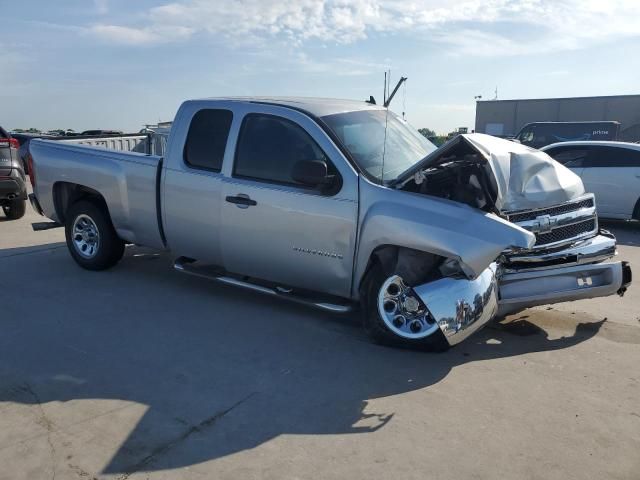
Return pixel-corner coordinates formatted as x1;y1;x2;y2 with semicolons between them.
416;264;498;345
376;262;498;346
393;132;586;213
366;134;632;346
381;250;629;348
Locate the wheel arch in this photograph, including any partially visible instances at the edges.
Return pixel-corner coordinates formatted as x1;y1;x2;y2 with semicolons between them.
356;244;445;301
53;181;111;224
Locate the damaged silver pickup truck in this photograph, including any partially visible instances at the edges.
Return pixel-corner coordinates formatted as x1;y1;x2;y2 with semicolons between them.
28;97;632;350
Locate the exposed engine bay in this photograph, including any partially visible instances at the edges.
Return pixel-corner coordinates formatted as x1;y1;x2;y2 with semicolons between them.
395;141;499;213
393;133;587;213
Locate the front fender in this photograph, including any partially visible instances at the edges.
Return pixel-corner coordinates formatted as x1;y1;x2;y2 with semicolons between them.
354;179;534;296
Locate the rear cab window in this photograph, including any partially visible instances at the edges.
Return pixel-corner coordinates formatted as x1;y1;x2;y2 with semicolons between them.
183;109;233;172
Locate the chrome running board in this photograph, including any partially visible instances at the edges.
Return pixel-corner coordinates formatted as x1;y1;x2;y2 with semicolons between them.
174;257;354;314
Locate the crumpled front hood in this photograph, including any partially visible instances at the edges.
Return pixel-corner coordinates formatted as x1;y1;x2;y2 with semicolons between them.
395;133;586;212
462;134;585;212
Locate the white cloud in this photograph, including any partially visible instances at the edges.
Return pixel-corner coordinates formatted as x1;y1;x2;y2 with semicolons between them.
90;24;193;45
87;0;640;54
94;0;109;15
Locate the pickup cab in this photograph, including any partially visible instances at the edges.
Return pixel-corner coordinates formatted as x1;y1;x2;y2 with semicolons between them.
28;97;632;350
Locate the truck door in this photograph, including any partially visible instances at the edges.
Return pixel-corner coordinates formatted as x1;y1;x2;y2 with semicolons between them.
220;107;358;298
162;108;234;264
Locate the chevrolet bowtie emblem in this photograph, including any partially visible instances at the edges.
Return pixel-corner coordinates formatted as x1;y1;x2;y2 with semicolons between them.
531;214;557;234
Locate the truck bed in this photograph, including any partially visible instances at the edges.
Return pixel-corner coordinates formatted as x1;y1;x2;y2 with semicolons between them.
56;132;167;156
30;140;165;249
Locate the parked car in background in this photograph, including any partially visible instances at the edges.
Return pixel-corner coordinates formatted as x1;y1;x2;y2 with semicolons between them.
46;129;78;136
28;97;631;350
80;129;124;136
515;121;621;149
542;141;640;220
0;127;27;219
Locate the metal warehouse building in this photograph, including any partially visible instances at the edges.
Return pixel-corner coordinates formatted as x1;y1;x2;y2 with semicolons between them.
474;94;640;142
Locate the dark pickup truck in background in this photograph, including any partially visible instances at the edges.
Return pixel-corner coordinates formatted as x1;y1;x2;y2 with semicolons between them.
515;121;621;149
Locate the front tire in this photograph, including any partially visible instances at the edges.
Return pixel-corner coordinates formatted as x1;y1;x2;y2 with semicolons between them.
362;263;449;351
65;200;125;270
2;199;26;220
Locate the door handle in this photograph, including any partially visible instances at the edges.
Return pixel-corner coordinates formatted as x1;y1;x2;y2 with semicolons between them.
225;194;257;207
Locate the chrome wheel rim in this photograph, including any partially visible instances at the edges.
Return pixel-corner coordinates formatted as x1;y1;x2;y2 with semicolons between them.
377;275;439;339
72;214;100;259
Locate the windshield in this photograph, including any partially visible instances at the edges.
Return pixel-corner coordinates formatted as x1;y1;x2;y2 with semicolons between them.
321;109;437;182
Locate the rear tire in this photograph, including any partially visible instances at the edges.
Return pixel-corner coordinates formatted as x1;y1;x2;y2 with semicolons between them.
361;263;449;352
2;199;26;220
65;200;125;270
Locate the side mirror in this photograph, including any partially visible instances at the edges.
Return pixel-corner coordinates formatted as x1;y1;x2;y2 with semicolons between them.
291;160;332;187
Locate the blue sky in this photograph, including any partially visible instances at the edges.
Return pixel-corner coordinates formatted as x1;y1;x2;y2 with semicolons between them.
2;0;639;134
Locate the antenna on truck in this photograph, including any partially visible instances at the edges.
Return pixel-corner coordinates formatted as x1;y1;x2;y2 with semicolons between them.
380;72;408;184
383;71;387;105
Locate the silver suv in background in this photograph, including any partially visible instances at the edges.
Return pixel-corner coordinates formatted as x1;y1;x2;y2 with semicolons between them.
542;141;640;220
0;126;27;220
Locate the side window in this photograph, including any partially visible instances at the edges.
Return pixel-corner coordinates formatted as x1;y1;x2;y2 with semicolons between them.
629;149;640;167
183;109;233;172
546;147;589;168
518;129;534;144
590;146;640;167
234;114;333;187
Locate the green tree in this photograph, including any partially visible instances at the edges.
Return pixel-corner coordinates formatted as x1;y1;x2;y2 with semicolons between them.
418;127;436;138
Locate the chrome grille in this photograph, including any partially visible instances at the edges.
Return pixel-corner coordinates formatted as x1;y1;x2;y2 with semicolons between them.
534;219;596;246
507;198;594;223
506;194;598;249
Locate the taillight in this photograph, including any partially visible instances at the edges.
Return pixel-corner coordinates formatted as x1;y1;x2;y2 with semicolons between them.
27;153;36;188
0;138;19;149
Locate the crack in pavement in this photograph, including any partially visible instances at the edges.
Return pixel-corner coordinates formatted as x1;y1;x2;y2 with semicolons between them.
0;245;66;260
23;383;57;480
0;402;139;453
116;392;258;480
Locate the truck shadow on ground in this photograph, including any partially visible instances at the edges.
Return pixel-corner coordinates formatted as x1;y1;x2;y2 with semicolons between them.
0;244;606;476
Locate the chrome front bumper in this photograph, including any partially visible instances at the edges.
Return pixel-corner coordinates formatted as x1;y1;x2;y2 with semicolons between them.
502;233;617;272
497;260;628;316
498;232;630;316
413;264;499;346
411;233;631;346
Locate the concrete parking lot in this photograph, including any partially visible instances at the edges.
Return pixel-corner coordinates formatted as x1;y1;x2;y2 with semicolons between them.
1;204;639;480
